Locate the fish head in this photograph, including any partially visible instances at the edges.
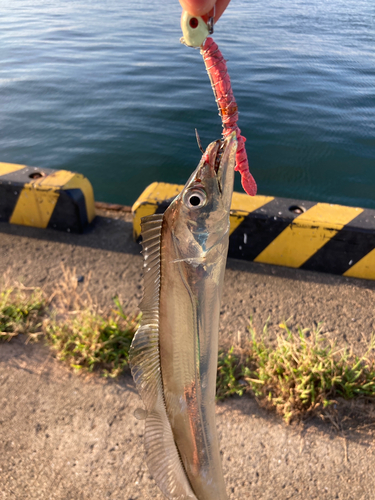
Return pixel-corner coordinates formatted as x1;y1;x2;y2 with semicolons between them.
165;132;237;260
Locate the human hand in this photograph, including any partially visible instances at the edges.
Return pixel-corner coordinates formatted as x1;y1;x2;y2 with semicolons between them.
178;0;231;22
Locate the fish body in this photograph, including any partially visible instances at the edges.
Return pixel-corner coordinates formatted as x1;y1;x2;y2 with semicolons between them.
130;133;237;499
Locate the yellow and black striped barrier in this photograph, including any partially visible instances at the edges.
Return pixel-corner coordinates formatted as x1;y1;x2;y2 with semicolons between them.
132;182;375;281
0;162;95;233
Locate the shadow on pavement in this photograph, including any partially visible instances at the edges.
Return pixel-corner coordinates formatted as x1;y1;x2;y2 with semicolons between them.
223;392;375;450
0;216;140;256
227;257;375;291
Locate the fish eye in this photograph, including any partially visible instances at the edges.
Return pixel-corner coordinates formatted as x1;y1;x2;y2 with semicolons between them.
183;188;207;210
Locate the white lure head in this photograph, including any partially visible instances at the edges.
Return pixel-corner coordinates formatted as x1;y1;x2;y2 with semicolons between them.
180;11;209;47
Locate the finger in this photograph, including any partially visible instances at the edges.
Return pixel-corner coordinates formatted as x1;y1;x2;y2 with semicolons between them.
213;0;231;21
178;0;216;17
179;0;231;21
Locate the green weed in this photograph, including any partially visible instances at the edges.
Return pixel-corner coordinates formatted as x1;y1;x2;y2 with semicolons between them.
0;268;141;377
46;296;140;377
217;346;248;399
217;321;375;423
0;286;45;341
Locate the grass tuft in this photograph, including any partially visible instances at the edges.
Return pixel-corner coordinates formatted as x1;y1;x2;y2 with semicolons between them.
45;266;141;377
0;285;45;341
1;267;141;377
217;321;375;423
46;296;140;377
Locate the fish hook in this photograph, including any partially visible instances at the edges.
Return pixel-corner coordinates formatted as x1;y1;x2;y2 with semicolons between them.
195;128;205;154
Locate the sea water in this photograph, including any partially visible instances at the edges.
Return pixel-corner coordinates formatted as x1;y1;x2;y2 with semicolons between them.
1;0;374;207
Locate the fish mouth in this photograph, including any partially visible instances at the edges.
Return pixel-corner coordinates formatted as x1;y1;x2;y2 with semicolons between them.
184;133;237;212
214;132;237;200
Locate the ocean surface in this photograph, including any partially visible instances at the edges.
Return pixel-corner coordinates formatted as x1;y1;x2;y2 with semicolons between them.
1;0;374;207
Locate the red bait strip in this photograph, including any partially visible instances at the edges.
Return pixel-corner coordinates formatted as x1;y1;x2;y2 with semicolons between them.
200;37;257;196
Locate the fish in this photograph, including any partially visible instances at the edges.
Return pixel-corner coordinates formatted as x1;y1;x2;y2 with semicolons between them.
129;132;237;500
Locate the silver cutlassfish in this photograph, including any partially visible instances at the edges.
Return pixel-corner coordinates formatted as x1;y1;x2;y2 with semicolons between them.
130;132;237;500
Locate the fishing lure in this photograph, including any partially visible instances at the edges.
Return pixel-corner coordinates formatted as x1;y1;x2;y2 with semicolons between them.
181;11;257;197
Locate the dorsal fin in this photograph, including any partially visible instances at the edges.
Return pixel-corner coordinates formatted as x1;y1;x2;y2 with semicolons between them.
130;214;197;500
